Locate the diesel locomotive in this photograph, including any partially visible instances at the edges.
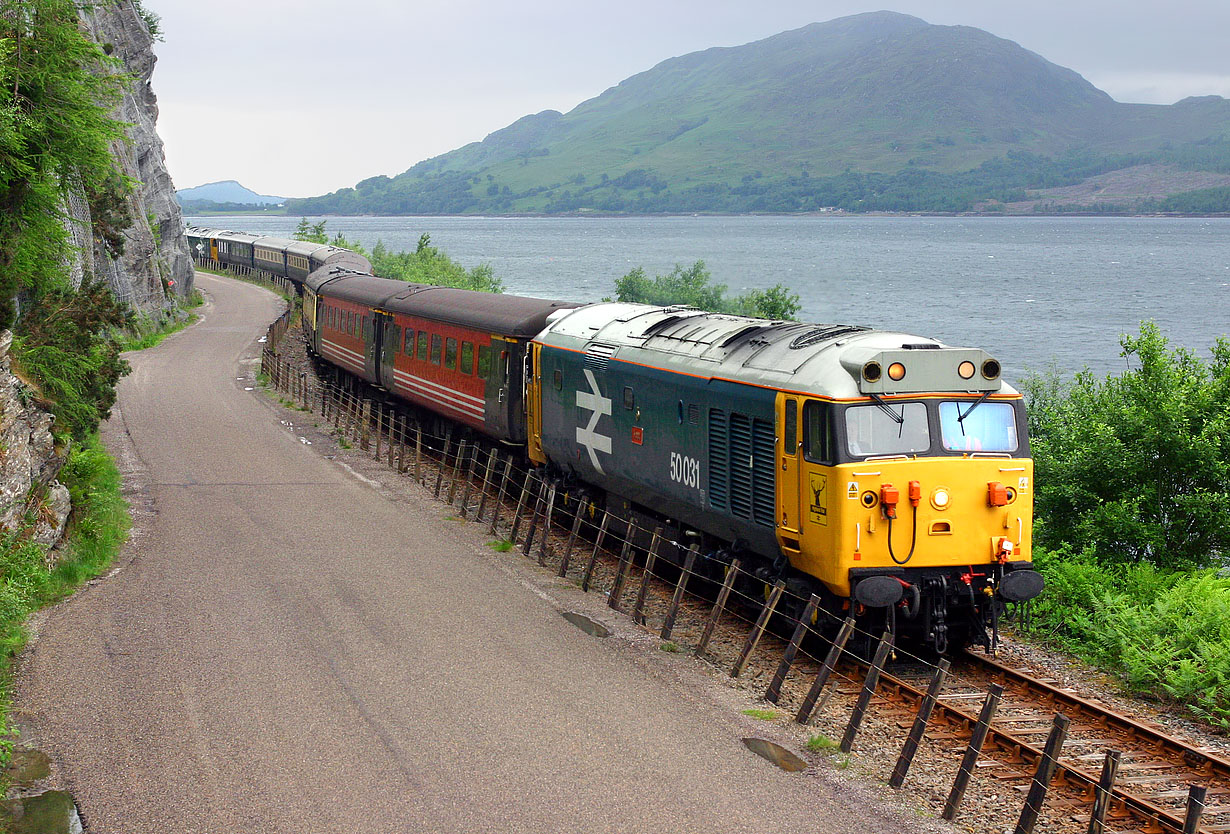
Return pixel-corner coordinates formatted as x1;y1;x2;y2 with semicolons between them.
189;226;1043;652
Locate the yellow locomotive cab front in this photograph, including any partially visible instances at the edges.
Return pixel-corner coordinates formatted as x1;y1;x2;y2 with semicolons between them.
775;379;1042;651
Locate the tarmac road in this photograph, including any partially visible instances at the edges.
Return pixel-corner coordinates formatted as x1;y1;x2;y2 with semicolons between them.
13;273;920;833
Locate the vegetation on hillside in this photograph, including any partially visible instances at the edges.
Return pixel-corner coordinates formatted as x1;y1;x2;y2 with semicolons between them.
293;220;503;292
288;143;1230;217
1023;324;1230;724
614;261;801;320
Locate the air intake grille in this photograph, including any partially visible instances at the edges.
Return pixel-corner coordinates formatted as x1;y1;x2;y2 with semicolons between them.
708;409;729;511
584;342;618;371
708;408;775;527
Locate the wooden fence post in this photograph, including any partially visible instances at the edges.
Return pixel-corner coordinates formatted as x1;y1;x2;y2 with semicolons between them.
459;444;480;518
359;399;371;450
558;502;586;578
448;439;468;505
659;544;698;641
374;403;384;460
765;594;821;704
489;456;513;536
522;477;548;556
536;483;557;565
414;423;423;482
889;659;950;788
942;683;1005;821
476;448;497;522
796;617;857;724
434;428;452;499
607;537;633;611
840;629;894;753
695;559;741;656
1183;785;1207;834
631;527;663;626
1086;750;1121;834
1013;713;1070;834
581;511;611;592
730;580;787;678
509;470;536;545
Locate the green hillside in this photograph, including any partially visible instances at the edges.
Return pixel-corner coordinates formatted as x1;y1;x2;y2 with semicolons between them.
288;12;1230;215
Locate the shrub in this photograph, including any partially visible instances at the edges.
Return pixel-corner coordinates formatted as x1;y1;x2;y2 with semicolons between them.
1024;322;1230;570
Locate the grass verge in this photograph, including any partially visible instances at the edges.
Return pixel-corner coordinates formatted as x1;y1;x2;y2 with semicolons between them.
0;434;129;761
115;290;204;352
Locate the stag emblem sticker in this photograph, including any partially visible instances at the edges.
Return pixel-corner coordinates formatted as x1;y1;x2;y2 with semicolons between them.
809;473;829;526
576;369;612;474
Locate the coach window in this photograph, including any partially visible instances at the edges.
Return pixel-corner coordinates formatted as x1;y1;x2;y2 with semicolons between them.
445;338;458;370
477;345;491;379
803;401;835;465
404;329;414;356
430;334;442;365
417;330;428;361
460;341;474;374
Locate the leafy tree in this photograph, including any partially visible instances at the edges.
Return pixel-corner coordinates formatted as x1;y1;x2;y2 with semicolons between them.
0;0;130;331
309;224;503;292
614;261;800;320
1024;322;1230;569
13;278;132;441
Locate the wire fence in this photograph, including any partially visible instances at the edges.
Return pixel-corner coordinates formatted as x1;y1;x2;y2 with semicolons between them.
255;311;1210;834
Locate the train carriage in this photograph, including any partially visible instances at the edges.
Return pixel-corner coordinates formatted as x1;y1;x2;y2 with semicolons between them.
214;231;261;270
253;236;297;277
304;267;575;443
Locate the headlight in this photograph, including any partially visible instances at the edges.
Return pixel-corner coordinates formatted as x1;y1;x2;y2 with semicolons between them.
931;487;951;510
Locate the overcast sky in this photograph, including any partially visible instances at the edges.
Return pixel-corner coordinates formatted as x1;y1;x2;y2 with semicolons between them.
149;1;1230;198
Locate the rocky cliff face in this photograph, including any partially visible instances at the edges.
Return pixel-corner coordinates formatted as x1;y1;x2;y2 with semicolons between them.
0;334;70;551
72;1;193;311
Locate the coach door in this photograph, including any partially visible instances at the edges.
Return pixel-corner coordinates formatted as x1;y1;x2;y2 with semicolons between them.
378;316;400;390
776;394;801;537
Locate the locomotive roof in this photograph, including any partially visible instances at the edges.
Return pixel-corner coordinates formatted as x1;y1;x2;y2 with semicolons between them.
538;303;1017;400
307;269;578;337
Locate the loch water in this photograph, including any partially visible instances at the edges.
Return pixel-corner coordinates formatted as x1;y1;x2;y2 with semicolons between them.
189;215;1230;381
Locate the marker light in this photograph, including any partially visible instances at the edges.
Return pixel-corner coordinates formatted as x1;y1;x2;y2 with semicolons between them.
982;359;1001;380
958;360;976;379
931;488;950;510
862;361;882;382
887;362;906;381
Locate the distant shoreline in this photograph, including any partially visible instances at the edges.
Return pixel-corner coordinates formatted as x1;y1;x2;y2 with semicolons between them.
184;210;1230;220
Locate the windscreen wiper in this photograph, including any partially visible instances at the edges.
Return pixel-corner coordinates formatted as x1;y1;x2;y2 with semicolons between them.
870;393;906;437
956;391;992;435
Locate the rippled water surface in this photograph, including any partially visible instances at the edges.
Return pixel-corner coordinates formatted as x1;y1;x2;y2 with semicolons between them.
189;215;1230;379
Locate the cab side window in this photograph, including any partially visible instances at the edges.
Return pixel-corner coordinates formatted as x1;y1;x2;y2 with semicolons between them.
803;401;835;465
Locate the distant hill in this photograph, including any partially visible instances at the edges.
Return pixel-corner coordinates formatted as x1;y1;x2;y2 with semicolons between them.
177;180;283;206
288;12;1230;215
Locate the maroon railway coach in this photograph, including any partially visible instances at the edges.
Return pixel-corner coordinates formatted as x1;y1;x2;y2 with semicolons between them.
303;267;576;443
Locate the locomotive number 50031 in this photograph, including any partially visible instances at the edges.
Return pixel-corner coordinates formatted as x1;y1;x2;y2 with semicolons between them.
670;452;701;489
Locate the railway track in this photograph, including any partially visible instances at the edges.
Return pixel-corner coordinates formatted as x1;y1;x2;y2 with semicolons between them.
876;650;1228;833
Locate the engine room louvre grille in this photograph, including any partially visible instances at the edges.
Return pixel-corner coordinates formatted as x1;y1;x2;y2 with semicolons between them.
751;418;776;526
708;409;729;511
585;342;618;371
729;413;754;520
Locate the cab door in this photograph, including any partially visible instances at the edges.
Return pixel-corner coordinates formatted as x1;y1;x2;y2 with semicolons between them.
777;394;801;535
